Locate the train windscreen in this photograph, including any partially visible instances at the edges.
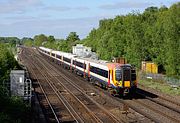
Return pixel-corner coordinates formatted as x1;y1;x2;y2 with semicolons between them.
115;69;122;81
123;67;131;81
131;69;136;81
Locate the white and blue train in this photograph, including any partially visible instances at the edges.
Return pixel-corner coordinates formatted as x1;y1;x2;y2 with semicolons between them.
39;47;137;96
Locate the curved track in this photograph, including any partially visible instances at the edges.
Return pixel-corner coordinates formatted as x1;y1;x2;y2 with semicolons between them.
21;47;122;123
20;47;180;123
20;48;78;122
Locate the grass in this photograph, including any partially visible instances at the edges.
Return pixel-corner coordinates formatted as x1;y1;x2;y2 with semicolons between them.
138;78;180;96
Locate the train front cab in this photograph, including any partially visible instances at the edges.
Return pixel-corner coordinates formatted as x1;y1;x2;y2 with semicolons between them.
108;64;137;97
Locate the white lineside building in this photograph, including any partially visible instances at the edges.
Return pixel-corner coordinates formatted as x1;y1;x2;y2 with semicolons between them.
72;44;98;59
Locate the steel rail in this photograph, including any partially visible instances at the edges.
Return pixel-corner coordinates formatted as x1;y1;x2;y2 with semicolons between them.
34;54;104;123
22;49;80;123
27;49;101;123
35;50;123;123
134;99;180;123
136;91;180;114
22;53;60;123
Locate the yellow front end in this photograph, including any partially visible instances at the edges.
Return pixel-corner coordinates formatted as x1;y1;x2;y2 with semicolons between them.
112;68;131;88
112;69;123;87
124;81;130;87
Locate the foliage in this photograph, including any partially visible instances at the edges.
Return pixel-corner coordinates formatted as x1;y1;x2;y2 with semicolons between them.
34;34;48;46
0;37;20;46
56;39;69;52
30;32;80;52
43;32;80;52
66;32;80;42
22;37;34;47
48;35;55;43
0;88;30;123
0;43;19;82
43;35;56;49
0;42;29;123
65;32;80;52
83;3;180;76
0;43;29;123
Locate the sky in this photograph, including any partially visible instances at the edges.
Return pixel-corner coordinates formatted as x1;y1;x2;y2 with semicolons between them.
0;0;179;39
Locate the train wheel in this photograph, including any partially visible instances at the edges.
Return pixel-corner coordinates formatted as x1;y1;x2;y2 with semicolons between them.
129;87;137;98
109;89;116;97
118;89;125;98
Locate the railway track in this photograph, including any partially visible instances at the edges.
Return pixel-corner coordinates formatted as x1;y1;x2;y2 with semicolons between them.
23;49;100;122
35;63;103;122
38;51;154;123
21;47;122;123
136;88;180;114
35;47;180;123
130;88;180;123
20;52;60;123
114;88;180;123
34;48;122;123
37;49;148;123
21;49;77;122
20;47;180;123
39;48;180;123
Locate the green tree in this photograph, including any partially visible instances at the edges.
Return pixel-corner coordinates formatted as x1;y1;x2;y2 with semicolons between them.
0;37;20;46
0;43;19;82
65;32;80;52
66;32;80;42
163;3;180;76
34;34;47;46
47;35;55;43
81;2;180;77
0;43;29;123
22;37;34;47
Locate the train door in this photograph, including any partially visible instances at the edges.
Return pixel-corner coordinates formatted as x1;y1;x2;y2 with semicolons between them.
83;61;86;78
108;70;110;86
70;59;73;71
108;69;114;86
88;63;90;81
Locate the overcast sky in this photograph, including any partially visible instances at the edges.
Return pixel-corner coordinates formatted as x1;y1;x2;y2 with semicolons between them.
0;0;178;39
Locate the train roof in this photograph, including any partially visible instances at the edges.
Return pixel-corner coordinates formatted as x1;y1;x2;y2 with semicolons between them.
39;47;132;68
82;57;110;66
107;63;131;69
39;46;51;52
52;49;76;58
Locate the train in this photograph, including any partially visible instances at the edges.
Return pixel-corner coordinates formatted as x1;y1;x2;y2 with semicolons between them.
38;46;137;97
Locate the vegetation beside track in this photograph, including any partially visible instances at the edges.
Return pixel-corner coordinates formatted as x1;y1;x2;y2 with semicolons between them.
138;78;180;96
83;2;180;77
0;43;30;123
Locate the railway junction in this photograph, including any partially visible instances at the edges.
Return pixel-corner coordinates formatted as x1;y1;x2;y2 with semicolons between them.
18;47;180;123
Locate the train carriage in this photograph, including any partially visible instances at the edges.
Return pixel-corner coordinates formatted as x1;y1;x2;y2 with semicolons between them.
72;57;86;76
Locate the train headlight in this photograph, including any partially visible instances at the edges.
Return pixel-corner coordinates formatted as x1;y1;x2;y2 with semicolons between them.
118;81;122;86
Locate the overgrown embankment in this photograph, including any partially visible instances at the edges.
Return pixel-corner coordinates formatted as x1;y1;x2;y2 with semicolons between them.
0;43;30;123
83;3;180;77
